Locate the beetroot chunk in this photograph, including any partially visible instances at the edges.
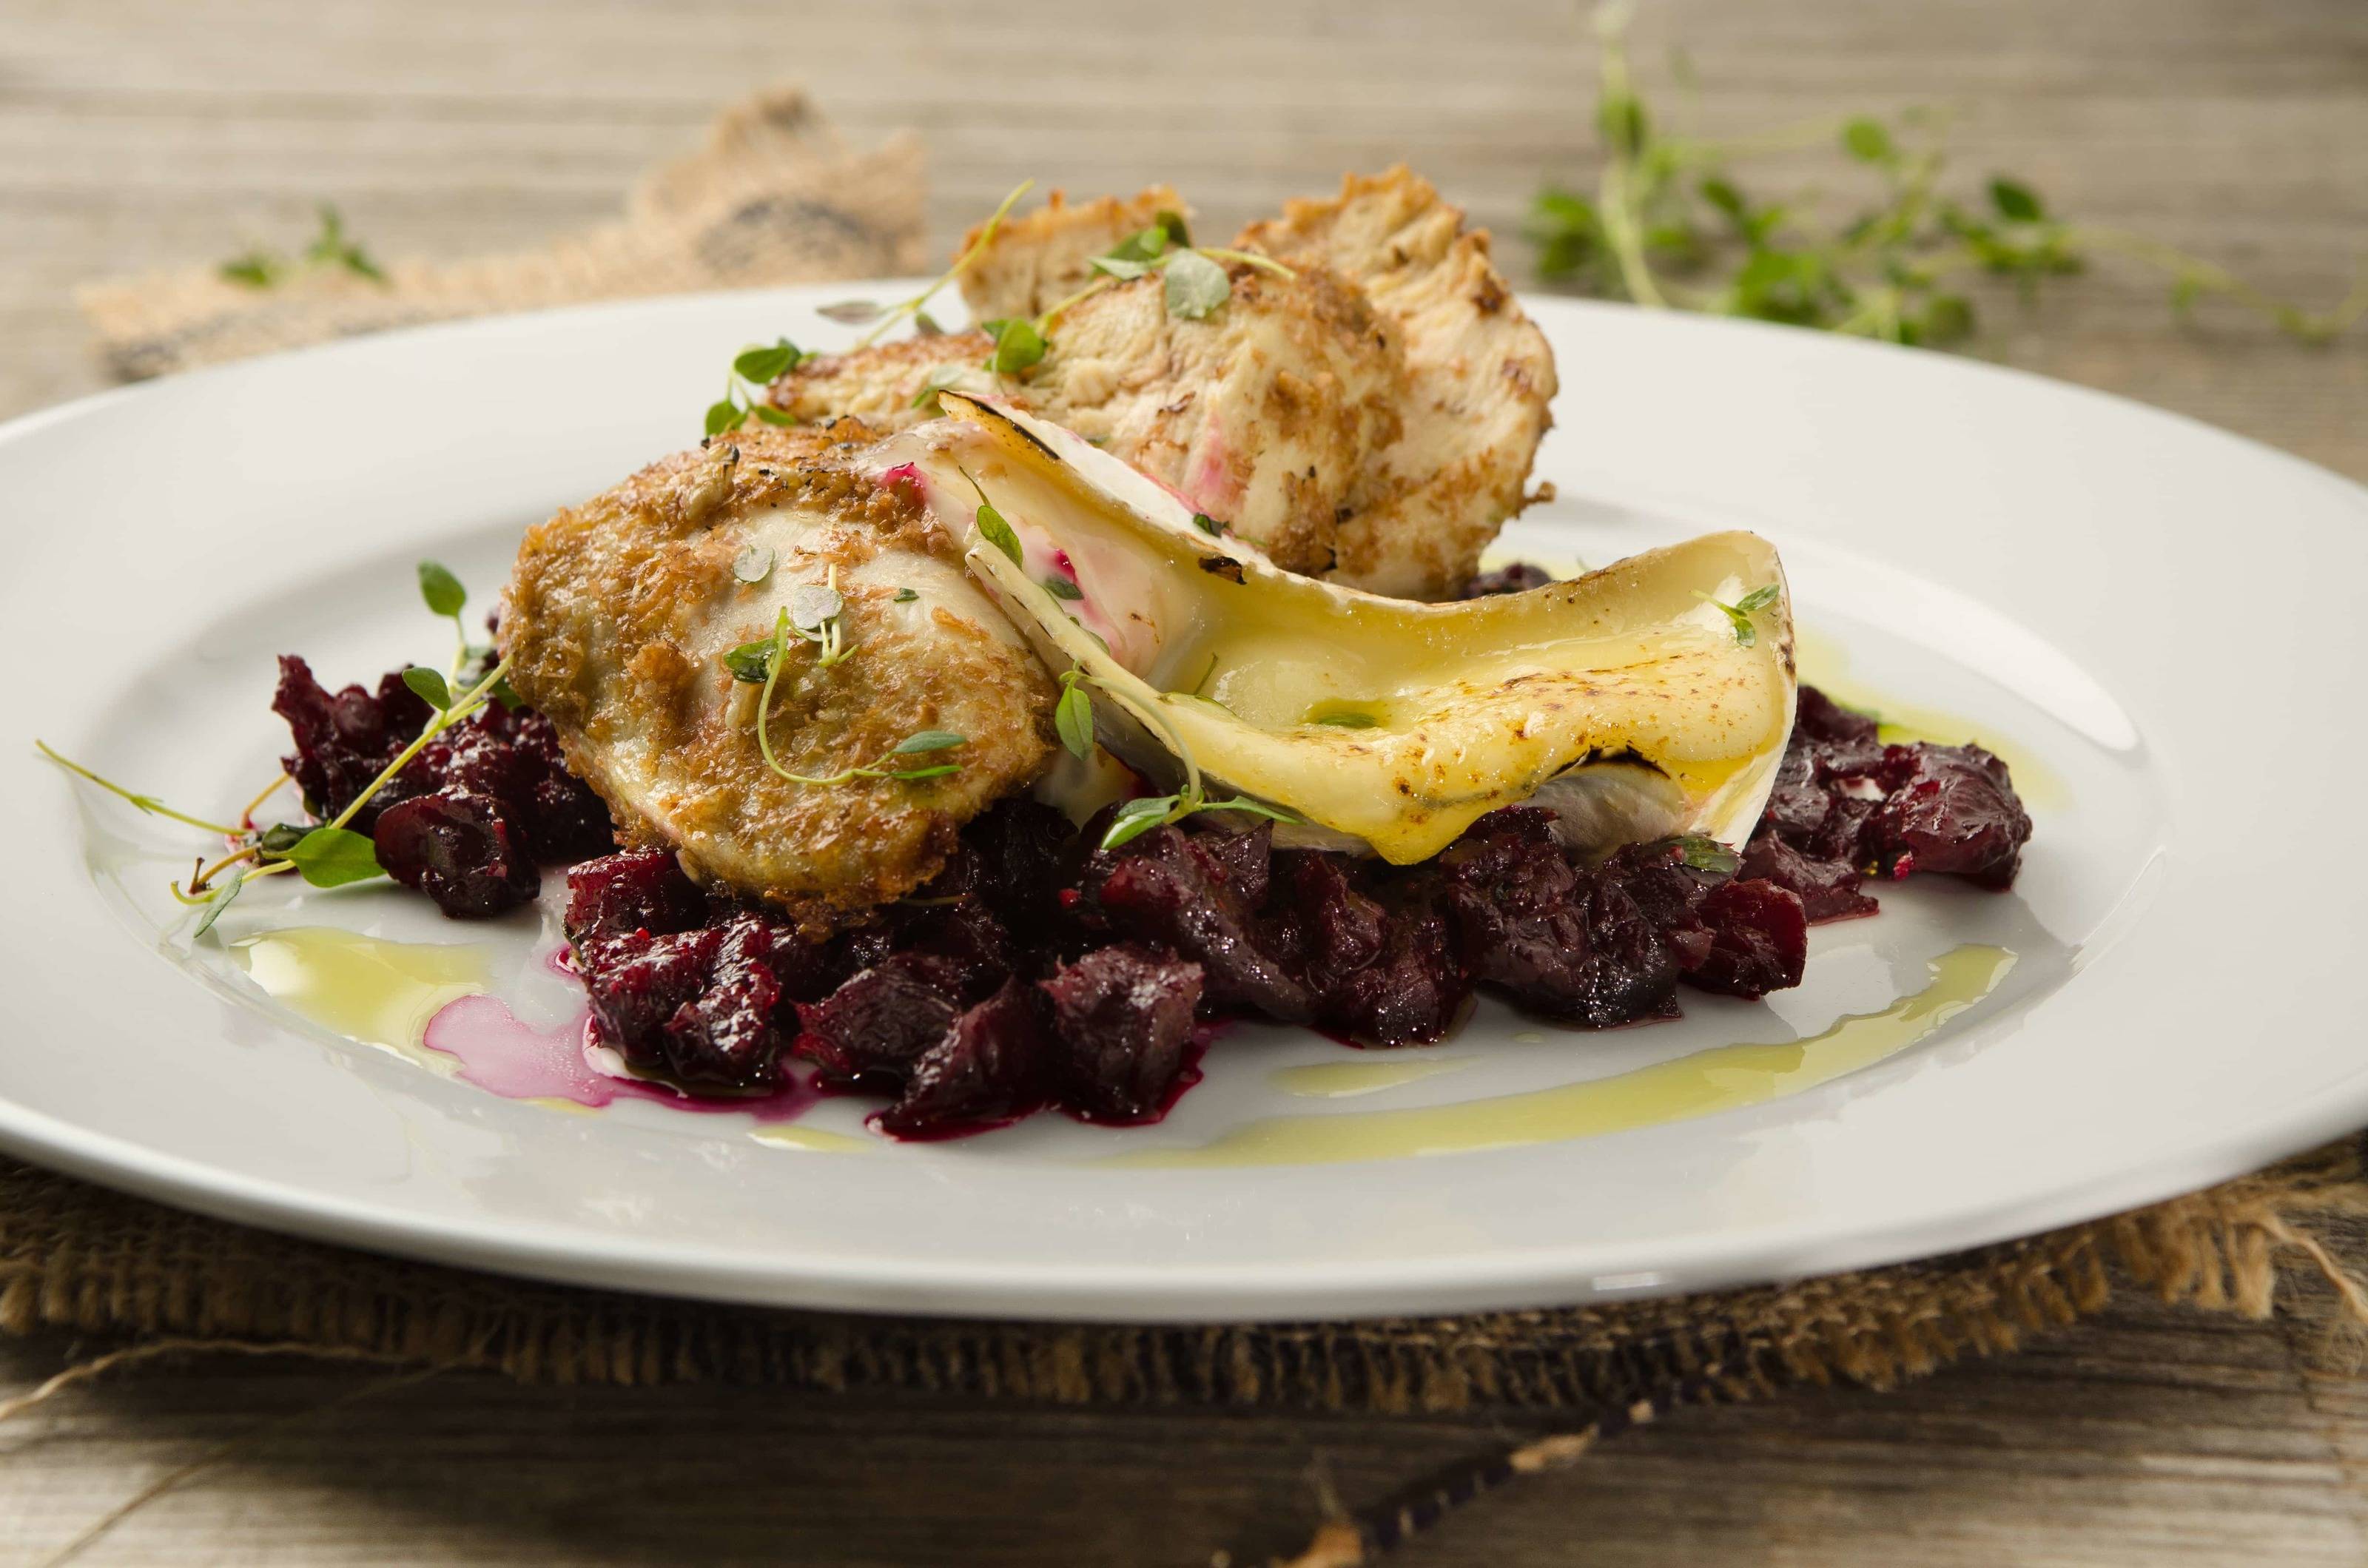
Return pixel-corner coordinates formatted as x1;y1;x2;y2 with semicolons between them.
272;655;437;831
877;978;1057;1139
1272;853;1467;1046
1738;833;1877;923
1040;944;1206;1121
1686;879;1810;999
1866;743;2033;889
1744;684;2034;910
1085;821;1312;1022
566;847;709;946
373;787;540;918
418;701;613;864
655;914;790;1089
794;957;966;1092
579;923;731;1079
1433;810;1689;1027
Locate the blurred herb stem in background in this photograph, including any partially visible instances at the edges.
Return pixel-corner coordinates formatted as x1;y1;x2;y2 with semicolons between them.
1530;4;2367;346
220;204;387;289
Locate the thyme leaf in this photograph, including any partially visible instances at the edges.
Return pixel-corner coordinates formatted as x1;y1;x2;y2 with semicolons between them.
849;180;1035;349
1163;248;1231;319
283;825;385;888
733;542;776;585
1054;671;1096;759
1527;7;2364;346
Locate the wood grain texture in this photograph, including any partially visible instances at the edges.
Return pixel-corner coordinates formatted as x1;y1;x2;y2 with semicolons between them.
1;0;2365;1563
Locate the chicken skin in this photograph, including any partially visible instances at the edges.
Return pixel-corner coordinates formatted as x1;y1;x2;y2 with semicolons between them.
500;421;1055;933
770;167;1553;599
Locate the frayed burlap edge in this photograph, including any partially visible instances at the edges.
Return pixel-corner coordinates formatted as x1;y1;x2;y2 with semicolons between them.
6;1137;2362;1416
74;87;926;380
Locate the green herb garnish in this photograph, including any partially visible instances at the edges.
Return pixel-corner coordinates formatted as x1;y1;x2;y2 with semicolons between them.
1041;576;1084;601
41;571;512;927
281;825;386;888
220;203;386;290
1162;248;1232;320
1526;7;2365;346
1697;584;1780;646
961;468;1024;567
1100;790;1299;851
835;181;1035;350
1661;833;1743;877
768;726;969;787
705;337;807;437
401;666;453;711
1054;669;1097;760
892;587;920;603
733;542;776;585
981;317;1049;375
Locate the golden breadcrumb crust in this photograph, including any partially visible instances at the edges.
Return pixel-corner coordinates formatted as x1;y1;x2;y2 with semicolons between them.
501;421;1054;933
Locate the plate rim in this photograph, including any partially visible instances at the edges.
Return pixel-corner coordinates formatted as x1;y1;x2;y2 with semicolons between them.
2;282;2364;1324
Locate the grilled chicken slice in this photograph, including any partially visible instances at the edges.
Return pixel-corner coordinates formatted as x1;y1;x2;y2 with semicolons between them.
1236;166;1555;599
957;184;1188;323
770;169;1550;599
500;422;1054;933
776;262;1402;582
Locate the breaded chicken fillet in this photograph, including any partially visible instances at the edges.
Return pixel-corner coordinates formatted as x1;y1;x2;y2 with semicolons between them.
500;421;1055;934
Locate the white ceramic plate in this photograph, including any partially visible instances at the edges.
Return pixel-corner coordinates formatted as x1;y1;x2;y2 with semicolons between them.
1;284;2361;1323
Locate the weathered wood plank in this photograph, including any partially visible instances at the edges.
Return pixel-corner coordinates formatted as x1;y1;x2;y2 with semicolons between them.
0;0;2363;1561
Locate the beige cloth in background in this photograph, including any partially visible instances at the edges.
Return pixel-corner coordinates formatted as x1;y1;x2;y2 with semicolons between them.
78;87;925;379
33;90;2368;1434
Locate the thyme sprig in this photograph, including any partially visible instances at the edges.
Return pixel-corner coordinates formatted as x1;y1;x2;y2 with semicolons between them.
38;562;517;938
1052;666;1299;849
731;578;960;787
1528;4;2366;346
827;181;1037;349
1697;584;1780;646
220;204;387;289
973;213;1297;380
774;730;968;787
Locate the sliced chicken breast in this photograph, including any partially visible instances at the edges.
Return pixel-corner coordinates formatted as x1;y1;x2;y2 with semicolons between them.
768;169;1551;599
776;262;1402;582
1236;166;1558;599
957;184;1189;323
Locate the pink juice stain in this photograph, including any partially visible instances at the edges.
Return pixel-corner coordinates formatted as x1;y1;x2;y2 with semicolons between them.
421;995;816;1123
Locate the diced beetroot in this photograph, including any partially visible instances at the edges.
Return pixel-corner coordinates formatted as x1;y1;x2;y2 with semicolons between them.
1085;821;1312;1022
1432;810;1689;1026
794;957;965;1091
272;655;438;831
579;923;728;1077
1739;834;1877;923
1040;944;1205;1120
876;978;1057;1139
373;788;541;918
657;914;788;1089
275;656;615;866
1686;879;1809;999
1271;852;1467;1046
566;848;710;946
895;900;1018;1003
1866;743;2033;889
1746;684;2032;901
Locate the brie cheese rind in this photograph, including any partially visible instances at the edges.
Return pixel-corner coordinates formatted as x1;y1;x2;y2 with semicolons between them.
897;395;1797;865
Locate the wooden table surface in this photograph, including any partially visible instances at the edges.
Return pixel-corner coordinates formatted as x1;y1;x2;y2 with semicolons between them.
3;0;2366;1561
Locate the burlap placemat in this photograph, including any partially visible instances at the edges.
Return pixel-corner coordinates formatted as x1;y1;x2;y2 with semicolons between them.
28;86;2368;1559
